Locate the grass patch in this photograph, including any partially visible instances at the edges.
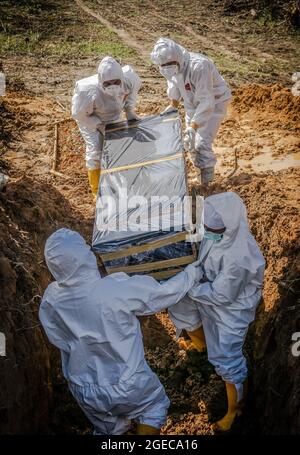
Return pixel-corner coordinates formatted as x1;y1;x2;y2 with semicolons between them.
42;38;135;58
194;47;298;86
0;0;137;59
0;31;42;54
209;51;269;81
0;26;136;59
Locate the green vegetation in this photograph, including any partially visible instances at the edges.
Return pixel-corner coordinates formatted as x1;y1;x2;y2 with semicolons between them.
0;0;136;58
222;0;300;28
0;28;135;58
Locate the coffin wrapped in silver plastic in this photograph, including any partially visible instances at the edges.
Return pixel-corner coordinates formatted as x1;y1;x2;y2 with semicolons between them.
92;110;197;279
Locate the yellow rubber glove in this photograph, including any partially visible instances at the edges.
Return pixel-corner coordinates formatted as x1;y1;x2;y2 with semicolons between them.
88;169;100;199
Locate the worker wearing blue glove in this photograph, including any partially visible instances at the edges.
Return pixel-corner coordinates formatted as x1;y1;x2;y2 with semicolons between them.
169;192;265;432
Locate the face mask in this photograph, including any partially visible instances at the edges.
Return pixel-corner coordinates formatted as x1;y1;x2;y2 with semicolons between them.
203;230;223;242
159;64;179;79
104;84;121;97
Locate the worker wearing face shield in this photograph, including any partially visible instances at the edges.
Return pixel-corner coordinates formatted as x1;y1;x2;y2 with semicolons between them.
71;56;141;199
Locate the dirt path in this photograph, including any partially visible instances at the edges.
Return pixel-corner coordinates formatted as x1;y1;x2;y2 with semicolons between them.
75;0;149;60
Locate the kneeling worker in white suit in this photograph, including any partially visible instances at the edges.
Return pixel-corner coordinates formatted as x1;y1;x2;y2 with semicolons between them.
39;228;202;435
151;38;231;185
169;192;265;432
72;56;141;199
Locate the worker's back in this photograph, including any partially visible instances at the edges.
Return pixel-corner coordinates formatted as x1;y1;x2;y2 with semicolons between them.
39;229;145;387
188;52;231;103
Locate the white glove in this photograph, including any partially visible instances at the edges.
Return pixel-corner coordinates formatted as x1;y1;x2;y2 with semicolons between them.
184;260;203;284
160;104;177;115
183;126;196;151
96;123;105;134
126;110;141;121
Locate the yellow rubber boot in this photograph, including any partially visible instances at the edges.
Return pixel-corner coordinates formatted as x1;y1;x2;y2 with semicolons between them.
179;326;207;353
212;382;245;432
136;423;161;435
88;169;100;200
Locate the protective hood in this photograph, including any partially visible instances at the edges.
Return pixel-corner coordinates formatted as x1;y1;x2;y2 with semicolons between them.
40;228;197;392
204;192;248;240
150;38;190;72
44;228;100;286
200;192;265;275
203;201;225;230
187;191;265;310
97;56;124;89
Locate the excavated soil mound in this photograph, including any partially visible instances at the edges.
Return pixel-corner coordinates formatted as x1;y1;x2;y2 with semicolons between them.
0;97;32;174
215;84;300;164
0;97;31;150
0;174;94;434
57;119;86;177
232;83;300;128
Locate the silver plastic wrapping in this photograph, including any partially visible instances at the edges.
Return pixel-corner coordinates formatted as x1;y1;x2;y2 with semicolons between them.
92;110;195;272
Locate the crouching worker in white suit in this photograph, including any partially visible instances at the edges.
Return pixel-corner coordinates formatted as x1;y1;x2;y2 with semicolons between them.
150;38;231;186
71;57;141;200
39;228;202;435
168;192;265;432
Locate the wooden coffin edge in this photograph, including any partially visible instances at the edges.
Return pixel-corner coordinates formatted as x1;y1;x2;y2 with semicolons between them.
99;231;188;261
105;254;195;274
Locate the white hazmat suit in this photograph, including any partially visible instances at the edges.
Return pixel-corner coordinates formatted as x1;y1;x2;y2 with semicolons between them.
168;192;265;430
72;56;141;170
71;57;141;200
39;228;200;435
151;38;231;182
